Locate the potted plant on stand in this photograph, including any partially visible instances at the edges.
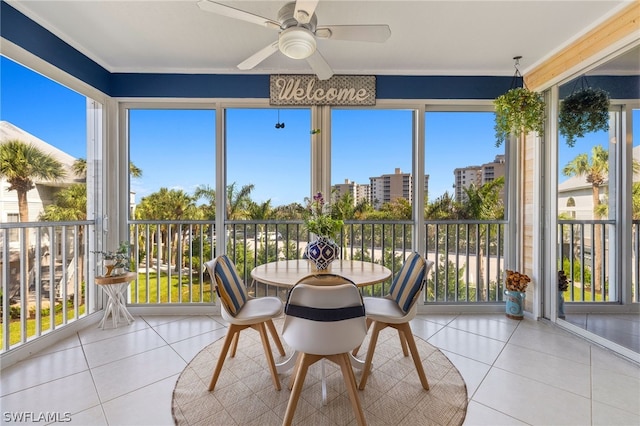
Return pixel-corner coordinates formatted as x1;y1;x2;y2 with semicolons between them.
558;270;569;319
95;241;130;277
504;269;531;320
303;192;343;271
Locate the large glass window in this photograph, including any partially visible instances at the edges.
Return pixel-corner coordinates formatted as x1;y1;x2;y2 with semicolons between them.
332;109;413;215
225;108;311;211
129;109;216;215
424;111;506;303
557;105;615;303
0;56;87;223
128;109;216;303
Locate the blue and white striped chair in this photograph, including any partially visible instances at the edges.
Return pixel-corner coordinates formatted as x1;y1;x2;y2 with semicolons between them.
356;252;434;390
205;255;285;392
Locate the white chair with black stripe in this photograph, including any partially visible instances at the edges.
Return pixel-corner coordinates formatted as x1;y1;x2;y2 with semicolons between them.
355;252;434;391
281;274;368;426
204;255;286;392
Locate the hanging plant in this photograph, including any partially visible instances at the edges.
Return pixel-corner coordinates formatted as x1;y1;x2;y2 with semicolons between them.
559;87;610;147
494;87;545;147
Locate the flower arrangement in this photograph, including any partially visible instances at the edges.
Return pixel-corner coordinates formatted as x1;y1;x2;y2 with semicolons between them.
505;269;531;292
558;270;569;292
303;192;343;240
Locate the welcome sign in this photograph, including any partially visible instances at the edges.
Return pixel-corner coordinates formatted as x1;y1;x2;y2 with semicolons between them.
270;75;376;106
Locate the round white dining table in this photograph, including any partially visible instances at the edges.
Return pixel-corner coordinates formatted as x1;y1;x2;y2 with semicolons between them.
250;258;392;404
250;259;392;289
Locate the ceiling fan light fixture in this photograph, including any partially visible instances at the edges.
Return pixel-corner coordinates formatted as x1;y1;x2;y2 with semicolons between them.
279;27;316;59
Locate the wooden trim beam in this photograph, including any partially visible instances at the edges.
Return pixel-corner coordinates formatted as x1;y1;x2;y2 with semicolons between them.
525;2;640;90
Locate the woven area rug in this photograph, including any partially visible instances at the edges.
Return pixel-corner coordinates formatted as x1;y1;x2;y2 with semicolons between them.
172;319;467;425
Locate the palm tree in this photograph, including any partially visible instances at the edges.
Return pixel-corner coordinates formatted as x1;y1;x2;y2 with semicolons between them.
135;188;197;270
562;145;609;293
39;184;87;221
0;139;66;225
39;184;88;298
226;182;254;220
249;200;274;251
0;140;66;301
459;177;505;301
72;157;142;180
194;184;216;220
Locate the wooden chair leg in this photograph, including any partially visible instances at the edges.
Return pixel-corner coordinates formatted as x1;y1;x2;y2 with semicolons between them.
359;320;385;390
283;353;321;426
398;328;409;356
209;325;242;391
229;331;240;357
288;352;303;390
352;318;373;357
254;322;281;391
398;323;429;390
336;353;366;426
266;319;286;356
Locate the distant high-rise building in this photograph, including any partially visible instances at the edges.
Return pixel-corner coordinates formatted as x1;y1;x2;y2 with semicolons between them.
453;155;506;203
368;168;429;210
332;179;370;206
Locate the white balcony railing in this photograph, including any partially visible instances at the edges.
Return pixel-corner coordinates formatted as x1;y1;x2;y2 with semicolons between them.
3;218;637;354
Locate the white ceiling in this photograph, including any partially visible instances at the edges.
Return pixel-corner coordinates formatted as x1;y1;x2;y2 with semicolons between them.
5;0;636;77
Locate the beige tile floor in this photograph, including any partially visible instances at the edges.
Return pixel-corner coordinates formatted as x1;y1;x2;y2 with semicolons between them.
1;314;639;425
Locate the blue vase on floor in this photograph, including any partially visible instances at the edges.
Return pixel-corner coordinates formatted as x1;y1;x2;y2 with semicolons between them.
505;290;525;320
304;236;339;270
558;291;566;319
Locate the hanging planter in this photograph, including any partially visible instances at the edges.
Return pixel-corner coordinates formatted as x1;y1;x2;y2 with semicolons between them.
559;79;610;147
493;57;545;147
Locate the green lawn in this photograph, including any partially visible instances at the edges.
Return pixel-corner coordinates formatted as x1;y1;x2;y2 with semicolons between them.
1;272;214;349
1;304;86;350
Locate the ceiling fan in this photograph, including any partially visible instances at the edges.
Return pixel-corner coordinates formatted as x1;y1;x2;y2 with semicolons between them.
197;0;391;80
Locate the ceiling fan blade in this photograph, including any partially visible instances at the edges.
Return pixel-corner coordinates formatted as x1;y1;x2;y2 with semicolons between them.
306;51;334;80
197;1;280;29
237;42;279;70
294;0;319;24
316;25;391;43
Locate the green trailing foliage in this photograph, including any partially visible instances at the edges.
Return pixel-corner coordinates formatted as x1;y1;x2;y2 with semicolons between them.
559;87;610;147
493;87;545;147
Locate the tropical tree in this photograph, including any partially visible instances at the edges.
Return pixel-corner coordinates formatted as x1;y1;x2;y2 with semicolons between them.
39;184;88;297
562;145;609;292
135;188;198;270
458;177;505;300
249;199;274;244
425;192;461;220
0;139;66;224
72;157;142;180
226;182;254;220
0;139;66;301
40;184;87;221
194;184;216;220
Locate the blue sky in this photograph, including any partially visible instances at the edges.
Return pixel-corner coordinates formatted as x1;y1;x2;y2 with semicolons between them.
2;55;632;208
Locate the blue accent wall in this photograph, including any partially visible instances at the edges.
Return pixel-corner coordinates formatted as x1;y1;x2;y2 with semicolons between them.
376;75;516;99
1;1;111;93
559;76;640;100
109;73;271;98
2;1;637;101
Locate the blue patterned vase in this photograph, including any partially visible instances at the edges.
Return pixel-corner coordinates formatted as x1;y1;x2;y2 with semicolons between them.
504;290;525;320
304;236;339;270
